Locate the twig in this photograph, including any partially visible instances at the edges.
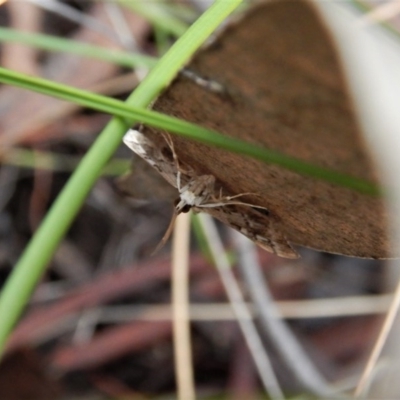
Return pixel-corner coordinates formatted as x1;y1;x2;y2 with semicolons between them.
102;294;391;321
356;1;400;27
354;275;400;397
172;212;196;400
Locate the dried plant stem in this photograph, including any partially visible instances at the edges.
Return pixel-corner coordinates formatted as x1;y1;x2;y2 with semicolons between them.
172;212;195;400
356;0;400;27
354;277;400;397
233;232;334;397
198;214;284;400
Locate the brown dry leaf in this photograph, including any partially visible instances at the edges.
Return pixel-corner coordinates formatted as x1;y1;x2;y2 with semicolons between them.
140;0;391;259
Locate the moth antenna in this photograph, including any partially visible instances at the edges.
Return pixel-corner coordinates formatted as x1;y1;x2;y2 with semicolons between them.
160;132;188;191
161;132;192;174
151;211;178;255
161;132;179;166
215;192;262;201
200;201;269;209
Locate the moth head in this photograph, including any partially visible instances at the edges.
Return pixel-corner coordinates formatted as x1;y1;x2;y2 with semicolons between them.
174;198;191;214
181;204;191;213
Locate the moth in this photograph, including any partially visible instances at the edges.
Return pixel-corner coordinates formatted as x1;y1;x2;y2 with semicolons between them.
123;129;298;259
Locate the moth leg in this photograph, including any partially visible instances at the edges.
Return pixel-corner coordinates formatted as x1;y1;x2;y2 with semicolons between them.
177;171;182;192
151;210;178;255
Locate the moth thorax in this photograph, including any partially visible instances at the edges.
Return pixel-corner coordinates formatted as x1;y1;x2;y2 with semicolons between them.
180;190;197;206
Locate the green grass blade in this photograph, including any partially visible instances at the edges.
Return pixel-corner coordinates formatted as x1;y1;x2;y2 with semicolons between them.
2;148;130;176
0;66;380;196
0;27;157;69
0;0;243;357
117;0;189;37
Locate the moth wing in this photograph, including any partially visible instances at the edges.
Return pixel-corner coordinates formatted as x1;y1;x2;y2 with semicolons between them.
199;205;299;259
123;129;179;189
123;129;157;164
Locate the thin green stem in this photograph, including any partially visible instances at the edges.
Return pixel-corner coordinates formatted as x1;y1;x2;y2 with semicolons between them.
0;66;380;195
116;0;189;37
2;148;129;176
0;27;157;69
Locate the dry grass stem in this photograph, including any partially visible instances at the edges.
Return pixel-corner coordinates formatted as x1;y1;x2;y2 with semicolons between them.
198;214;284;400
354;276;400;397
356;1;400;27
233;232;334;396
172;212;195;400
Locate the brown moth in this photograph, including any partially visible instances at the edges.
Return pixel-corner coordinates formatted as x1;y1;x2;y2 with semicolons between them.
123;129;298;259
